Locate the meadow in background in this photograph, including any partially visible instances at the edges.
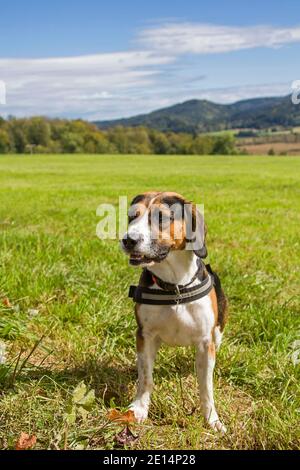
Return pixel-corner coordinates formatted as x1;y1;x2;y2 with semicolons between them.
0;154;299;450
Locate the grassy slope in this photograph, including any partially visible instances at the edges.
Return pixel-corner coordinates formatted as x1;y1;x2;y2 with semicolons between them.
0;154;299;450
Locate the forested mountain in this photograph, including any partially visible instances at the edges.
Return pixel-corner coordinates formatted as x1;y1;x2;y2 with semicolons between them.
96;95;300;133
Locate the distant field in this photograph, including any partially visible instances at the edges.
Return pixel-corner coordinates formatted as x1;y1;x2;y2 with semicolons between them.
0;154;299;450
236;132;300;155
237;142;300;155
206;128;300;154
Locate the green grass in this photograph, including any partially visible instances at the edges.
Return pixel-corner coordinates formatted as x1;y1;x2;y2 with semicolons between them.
0;154;299;450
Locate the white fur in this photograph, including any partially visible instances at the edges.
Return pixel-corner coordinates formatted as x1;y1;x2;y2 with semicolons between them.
127;208;153;257
129;249;226;433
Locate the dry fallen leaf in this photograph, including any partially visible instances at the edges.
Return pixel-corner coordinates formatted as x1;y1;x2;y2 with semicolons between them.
15;432;37;450
2;297;12;308
107;409;136;424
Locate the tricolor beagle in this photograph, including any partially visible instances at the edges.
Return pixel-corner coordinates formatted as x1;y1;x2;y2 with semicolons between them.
121;192;228;433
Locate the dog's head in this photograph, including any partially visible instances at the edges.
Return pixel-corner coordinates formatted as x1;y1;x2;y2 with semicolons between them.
121;191;207;266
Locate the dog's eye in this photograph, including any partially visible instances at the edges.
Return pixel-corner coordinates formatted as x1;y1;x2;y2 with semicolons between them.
158;212;163;230
151;210;171;230
128;210;140;223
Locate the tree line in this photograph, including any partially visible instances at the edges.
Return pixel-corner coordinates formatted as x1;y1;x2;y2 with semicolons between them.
0;116;236;155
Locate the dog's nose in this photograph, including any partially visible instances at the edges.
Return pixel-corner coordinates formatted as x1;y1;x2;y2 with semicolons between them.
122;232;142;250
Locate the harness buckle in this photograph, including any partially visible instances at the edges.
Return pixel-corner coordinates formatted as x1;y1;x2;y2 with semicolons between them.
175;285;182;305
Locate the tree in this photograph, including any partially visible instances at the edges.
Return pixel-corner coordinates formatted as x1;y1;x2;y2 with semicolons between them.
126;127;153;154
0;129;10;153
149;131;171;154
190;135;214;155
108;127;131;153
27;117;51;147
8;119;28;153
83;131;113;153
212;135;236;155
0;116;238;155
61;132;84;153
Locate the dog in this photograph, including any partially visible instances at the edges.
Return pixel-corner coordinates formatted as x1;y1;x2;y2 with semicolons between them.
121;191;228;433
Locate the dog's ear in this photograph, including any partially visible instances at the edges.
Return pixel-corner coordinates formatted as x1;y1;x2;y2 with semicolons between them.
130;192;161;207
185;202;208;258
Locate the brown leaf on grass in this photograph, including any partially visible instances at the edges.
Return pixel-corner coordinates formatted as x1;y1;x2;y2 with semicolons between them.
15;432;37;450
115;426;138;447
2;297;12;308
107;409;136;424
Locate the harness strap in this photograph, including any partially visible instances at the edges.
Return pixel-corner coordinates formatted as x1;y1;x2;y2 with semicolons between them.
147;258;203;292
129;273;213;305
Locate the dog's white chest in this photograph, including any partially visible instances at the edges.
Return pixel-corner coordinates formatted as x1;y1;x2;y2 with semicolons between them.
139;296;215;347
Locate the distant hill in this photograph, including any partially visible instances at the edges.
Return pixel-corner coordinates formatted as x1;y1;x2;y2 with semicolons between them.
95;95;300;133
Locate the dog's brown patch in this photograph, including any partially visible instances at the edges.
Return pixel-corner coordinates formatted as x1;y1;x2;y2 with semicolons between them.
217;291;229;332
152;192;187;250
208;341;216;359
209;288;219;326
136;327;144;353
206;265;229;332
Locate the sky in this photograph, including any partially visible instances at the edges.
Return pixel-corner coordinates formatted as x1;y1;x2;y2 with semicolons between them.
0;0;299;120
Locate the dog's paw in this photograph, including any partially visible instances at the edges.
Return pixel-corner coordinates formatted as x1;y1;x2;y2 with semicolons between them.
208;419;227;434
129;402;149;423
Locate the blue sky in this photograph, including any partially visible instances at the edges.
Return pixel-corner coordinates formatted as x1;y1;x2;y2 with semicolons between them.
0;0;299;119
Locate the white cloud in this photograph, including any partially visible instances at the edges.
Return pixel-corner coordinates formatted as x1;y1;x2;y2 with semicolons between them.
138;22;300;54
0;22;299;119
0;80;6;104
75;91;114;101
0;51;174;118
191;82;291;104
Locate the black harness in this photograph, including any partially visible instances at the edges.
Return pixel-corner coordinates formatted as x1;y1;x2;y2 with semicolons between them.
128;261;214;306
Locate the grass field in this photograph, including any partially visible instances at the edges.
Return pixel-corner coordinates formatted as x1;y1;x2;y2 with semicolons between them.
0;154;299;450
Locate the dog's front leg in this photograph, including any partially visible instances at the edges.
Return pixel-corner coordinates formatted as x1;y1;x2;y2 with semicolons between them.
129;332;160;423
196;339;226;433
